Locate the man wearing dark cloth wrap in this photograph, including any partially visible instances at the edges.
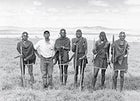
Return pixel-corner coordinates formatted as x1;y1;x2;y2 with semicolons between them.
92;31;110;90
54;29;70;85
17;32;36;83
72;29;88;89
111;32;129;91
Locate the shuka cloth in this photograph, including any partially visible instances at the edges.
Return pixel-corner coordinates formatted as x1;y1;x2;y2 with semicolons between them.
93;40;110;69
17;40;36;64
111;39;129;71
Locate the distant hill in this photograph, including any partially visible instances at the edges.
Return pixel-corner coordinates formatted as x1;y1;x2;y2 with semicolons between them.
81;26;124;30
0;26;136;35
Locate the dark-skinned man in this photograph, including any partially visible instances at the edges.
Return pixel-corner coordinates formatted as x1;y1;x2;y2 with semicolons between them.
54;29;70;85
92;31;110;90
17;32;36;84
72;29;88;90
111;32;129;91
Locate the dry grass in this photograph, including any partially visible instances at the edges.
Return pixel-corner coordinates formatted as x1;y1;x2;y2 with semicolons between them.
0;38;140;101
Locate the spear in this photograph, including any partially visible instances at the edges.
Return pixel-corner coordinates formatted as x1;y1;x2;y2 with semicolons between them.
20;45;25;87
92;38;96;87
58;50;63;85
111;35;115;89
74;42;78;87
112;35;115;70
80;57;84;91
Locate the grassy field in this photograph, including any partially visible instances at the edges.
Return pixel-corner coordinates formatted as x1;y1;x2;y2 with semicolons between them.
0;38;140;101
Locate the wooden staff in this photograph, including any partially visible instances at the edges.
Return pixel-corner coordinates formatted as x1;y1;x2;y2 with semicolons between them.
112;35;115;88
80;57;85;91
20;45;25;87
74;42;78;87
112;35;115;70
58;50;63;84
92;38;96;87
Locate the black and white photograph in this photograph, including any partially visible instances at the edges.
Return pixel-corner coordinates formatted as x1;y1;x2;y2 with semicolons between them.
0;0;140;101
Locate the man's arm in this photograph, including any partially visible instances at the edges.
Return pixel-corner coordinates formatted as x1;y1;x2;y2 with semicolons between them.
72;38;76;52
79;38;88;60
111;43;115;55
17;42;21;53
84;38;88;56
107;42;110;58
92;41;97;55
124;42;129;57
54;40;57;51
34;41;41;58
16;42;23;58
54;39;61;51
106;42;110;64
34;50;41;58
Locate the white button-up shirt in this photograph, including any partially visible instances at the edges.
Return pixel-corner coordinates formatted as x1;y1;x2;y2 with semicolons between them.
34;39;54;58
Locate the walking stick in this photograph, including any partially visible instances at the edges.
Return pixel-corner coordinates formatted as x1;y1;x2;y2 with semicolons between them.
58;50;63;84
62;52;65;85
20;45;25;87
92;38;96;87
112;35;115;88
79;40;87;91
74;42;78;87
27;61;33;88
80;57;85;91
112;35;115;70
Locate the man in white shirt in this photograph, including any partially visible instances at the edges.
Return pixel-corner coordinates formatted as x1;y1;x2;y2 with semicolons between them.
34;30;54;88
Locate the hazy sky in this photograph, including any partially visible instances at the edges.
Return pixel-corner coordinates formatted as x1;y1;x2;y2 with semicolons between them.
0;0;140;30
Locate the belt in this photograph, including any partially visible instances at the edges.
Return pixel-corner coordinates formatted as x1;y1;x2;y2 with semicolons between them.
41;55;52;59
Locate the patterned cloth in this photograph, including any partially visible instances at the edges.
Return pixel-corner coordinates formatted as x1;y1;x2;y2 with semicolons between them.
93;40;110;69
17;40;36;64
54;37;70;64
72;37;87;54
72;37;88;66
111;39;129;71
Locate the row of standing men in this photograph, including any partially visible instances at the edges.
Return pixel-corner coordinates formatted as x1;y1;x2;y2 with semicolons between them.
17;29;129;91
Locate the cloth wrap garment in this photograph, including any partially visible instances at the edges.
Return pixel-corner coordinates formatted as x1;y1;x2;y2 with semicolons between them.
54;37;70;64
72;37;88;88
17;40;36;64
93;40;110;69
111;39;129;72
72;37;88;66
17;40;36;83
54;37;70;85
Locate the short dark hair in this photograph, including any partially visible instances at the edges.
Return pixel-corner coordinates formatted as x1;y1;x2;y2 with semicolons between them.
76;29;82;33
22;32;28;36
119;31;125;37
44;30;50;35
60;29;66;34
99;31;108;41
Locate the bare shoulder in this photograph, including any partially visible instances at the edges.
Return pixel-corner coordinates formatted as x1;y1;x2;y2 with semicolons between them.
96;40;100;44
17;41;22;44
125;40;128;44
82;37;87;41
55;37;60;42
